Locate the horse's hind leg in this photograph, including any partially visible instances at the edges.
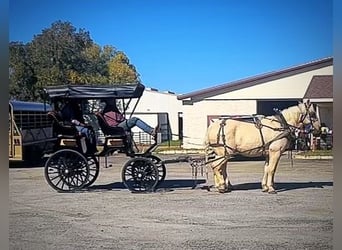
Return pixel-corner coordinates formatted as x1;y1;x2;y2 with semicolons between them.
261;156;269;192
266;151;281;194
222;163;233;192
212;159;229;193
222;161;233;192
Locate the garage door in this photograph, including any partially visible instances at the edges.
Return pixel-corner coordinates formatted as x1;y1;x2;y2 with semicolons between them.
257;100;300;116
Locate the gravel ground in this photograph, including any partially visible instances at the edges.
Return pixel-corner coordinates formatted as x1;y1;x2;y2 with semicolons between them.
9;154;333;250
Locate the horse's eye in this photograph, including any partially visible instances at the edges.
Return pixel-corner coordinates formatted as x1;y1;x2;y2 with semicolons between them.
310;113;317;119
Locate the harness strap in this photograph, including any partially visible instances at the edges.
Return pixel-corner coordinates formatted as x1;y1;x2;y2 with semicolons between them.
214;116;267;156
273;108;290;129
206;129;295;170
216;119;226;144
253;116;267;155
209;114;295;159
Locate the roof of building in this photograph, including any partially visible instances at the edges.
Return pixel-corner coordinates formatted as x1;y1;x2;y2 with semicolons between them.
304;75;333;99
177;57;333;101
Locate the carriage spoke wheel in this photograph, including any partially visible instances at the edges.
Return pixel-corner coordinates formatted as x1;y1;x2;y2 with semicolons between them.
83;155;99;188
147;155;166;183
121;157;159;193
44;149;90;192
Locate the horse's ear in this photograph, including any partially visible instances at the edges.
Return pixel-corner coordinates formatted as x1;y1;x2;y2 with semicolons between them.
304;99;312;109
301;99;310;108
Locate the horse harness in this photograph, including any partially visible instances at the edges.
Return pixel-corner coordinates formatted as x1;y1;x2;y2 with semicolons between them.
211;112;296;159
298;102;319;132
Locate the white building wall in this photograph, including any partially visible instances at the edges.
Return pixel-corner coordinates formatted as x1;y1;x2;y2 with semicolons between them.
182;100;256;149
181;64;333;149
209;65;333;99
316;104;333;129
126;88;182;140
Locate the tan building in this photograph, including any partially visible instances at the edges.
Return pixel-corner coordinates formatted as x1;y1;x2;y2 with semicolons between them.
178;57;333;149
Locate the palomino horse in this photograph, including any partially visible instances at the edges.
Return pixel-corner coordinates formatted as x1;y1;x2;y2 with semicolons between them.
204;100;321;194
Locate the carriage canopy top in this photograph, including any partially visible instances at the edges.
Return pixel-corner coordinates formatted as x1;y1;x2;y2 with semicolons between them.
43;83;145;100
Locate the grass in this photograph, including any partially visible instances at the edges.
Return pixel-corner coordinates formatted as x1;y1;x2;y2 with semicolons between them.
296;149;333;156
155;140;183;151
154;140;202;153
159;140;182;147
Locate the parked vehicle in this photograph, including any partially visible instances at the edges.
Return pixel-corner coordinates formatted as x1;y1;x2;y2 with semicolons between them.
9;100;55;162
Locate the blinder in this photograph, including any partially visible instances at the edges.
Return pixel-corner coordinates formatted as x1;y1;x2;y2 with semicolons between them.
299;102;320;136
300;102;318;124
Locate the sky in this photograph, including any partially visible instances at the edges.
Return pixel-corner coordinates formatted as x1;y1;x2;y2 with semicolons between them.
9;0;332;94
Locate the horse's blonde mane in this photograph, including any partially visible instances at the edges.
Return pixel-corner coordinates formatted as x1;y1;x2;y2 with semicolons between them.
265;104;302;126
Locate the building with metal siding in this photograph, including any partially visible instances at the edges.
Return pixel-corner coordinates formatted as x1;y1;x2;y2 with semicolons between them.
177;57;333;149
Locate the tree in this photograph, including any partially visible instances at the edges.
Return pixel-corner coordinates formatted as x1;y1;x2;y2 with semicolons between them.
108;52;140;84
28;20;93;87
76;44;117;84
9;42;37;101
9;21;142;101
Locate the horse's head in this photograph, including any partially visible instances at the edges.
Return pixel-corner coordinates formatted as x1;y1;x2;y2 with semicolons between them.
298;100;321;136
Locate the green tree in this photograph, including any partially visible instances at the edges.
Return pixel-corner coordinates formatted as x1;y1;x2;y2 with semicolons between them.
9;42;37;101
108;51;140;84
28;20;93;87
9;21;142;101
77;44;117;84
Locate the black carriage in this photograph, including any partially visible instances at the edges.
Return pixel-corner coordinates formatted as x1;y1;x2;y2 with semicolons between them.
42;83;166;193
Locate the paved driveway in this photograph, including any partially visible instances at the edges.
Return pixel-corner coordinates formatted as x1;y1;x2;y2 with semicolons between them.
9;154;333;250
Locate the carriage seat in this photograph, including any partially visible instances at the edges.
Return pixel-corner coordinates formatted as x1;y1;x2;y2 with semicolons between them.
47;111;78;137
94;111;131;155
94;111;126;137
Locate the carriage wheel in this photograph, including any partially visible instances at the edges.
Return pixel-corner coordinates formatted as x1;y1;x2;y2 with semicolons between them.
83;155;99;188
147;155;166;183
44;149;89;192
121;157;159;193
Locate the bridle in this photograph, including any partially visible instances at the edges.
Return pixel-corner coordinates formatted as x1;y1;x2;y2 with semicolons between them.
298;102;319;132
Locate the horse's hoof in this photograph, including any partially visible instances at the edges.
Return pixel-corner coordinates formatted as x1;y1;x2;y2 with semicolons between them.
201;185;211;192
268;190;277;194
262;189;268;193
218;188;226;193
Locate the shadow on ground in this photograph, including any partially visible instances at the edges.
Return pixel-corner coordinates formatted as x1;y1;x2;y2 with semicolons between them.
87;179;332;193
231;181;333;192
9;160;46;168
88;179;206;192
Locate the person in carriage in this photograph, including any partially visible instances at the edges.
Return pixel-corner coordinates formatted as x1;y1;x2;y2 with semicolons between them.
101;98;160;138
60;99;97;153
